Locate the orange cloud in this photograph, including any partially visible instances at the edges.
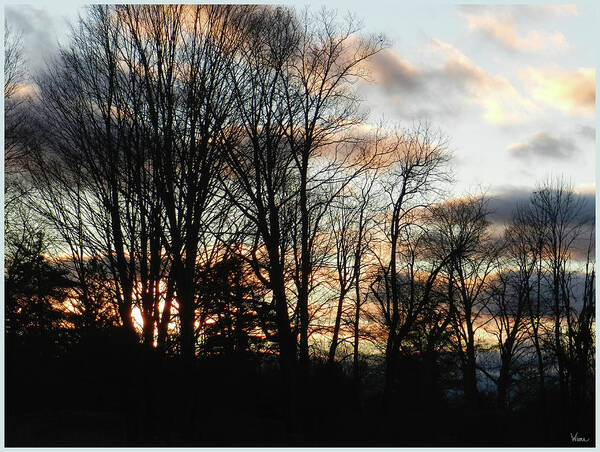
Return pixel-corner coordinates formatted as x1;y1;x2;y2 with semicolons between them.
363;39;539;125
7;83;38;99
431;39;538;125
519;67;595;115
574;182;595;196
367;49;421;89
461;11;568;53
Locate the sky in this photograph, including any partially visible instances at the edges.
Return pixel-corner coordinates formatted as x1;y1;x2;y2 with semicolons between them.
5;1;597;222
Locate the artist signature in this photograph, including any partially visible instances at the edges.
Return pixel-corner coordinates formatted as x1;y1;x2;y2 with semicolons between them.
570;432;590;443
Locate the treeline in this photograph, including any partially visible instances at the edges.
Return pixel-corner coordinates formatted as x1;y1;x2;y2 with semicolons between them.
4;5;595;446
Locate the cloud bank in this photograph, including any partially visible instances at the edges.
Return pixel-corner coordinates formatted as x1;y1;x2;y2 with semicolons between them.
487;186;594;225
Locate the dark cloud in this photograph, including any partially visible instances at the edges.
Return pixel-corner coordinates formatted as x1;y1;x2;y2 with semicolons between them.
362;55;457;120
486;186;595;226
486;188;533;225
431;188;594;261
508;132;578;160
488;269;592;315
488;187;594;261
368;49;422;92
5;6;64;76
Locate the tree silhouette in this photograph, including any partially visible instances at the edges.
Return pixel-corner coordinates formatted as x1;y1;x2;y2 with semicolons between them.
368;123;452;409
5;231;73;343
429;195;498;405
197;255;269;357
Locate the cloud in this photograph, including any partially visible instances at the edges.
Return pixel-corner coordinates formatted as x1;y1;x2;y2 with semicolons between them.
486;185;595;262
5;6;64;75
508;132;579;160
486;188;534;225
460;10;568;53
460;5;579;19
430;39;538;124
367;49;422;91
579;125;595;141
365;40;537;125
574;182;595;195
434;187;594;260
539;4;579;16
486;186;594;226
519;67;595;115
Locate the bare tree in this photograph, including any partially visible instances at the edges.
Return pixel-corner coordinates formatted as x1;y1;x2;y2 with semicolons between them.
222;6;386;434
569;228;595;409
429;195;498;405
114;4;247;360
4;21;33;226
484;263;531;409
4;21;28;172
30;4;250;357
31;5;145;338
280;9;387;378
350;174;381;381
325;169;379;366
505;196;551;409
220;6;304;433
368;123;452;407
528;178;593;410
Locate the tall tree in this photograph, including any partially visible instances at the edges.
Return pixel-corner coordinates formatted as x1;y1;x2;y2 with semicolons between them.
280;9;386;377
115;4;246;359
484;200;547;409
508;196;550;409
223;6;385;434
31;5;144;337
369;123;452;408
325;170;379;367
528;178;593;410
222;6;302;433
429;195;498;405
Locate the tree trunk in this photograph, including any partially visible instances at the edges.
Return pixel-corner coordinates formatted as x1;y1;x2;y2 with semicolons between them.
553;271;567;410
266;241;300;437
298;164;310;378
328;291;346;365
497;359;510;410
157;281;175;353
383;330;397;412
531;259;546;410
464;330;478;405
175;257;196;362
352;280;361;382
119;303;136;337
141;291;155;348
